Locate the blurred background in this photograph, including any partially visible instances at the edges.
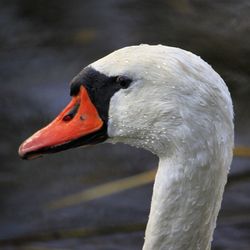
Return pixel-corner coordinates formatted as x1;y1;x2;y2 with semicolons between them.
0;0;250;249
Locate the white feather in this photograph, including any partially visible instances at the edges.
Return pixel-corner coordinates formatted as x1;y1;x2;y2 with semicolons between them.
91;45;234;250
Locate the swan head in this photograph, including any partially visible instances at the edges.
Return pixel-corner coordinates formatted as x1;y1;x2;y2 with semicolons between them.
19;45;233;160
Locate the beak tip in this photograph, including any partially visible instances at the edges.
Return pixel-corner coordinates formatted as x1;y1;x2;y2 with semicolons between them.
18;148;43;160
18;140;42;160
18;142;29;160
18;143;25;157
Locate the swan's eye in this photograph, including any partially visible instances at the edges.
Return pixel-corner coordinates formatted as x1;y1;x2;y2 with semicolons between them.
63;103;80;122
116;76;132;89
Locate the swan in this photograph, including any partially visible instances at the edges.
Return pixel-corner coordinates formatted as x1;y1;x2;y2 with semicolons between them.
18;44;234;250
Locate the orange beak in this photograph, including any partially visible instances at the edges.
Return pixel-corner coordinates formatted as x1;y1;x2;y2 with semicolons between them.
19;86;106;159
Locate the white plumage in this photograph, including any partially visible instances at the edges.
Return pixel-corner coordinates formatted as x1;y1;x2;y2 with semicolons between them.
91;45;234;250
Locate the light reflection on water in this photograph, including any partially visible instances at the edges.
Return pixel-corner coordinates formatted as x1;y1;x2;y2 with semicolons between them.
0;0;250;249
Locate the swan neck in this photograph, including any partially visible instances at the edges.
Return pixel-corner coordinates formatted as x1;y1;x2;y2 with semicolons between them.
143;153;228;250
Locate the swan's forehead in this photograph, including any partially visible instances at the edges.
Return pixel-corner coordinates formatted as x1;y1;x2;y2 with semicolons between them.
91;45;170;80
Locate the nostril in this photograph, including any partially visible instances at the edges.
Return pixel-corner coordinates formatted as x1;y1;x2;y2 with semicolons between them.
63;103;80;122
63;114;73;122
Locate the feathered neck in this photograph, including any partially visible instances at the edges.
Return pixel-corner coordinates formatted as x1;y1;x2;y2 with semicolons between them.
143;144;229;250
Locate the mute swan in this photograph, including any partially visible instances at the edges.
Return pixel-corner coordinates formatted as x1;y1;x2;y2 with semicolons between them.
19;45;234;250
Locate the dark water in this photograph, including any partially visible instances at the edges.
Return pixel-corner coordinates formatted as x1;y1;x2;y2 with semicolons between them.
0;0;250;249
